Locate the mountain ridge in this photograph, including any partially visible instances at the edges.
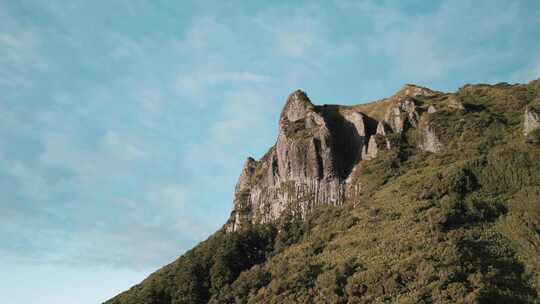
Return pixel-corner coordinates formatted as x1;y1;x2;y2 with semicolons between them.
226;83;463;232
106;78;540;304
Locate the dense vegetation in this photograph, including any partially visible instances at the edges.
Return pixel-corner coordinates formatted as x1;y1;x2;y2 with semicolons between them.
107;80;540;304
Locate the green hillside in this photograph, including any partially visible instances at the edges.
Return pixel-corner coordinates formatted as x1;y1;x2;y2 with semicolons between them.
107;80;540;304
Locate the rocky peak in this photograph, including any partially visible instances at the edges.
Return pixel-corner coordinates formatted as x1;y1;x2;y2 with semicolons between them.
384;96;419;133
395;84;438;99
280;90;313;123
227;86;446;231
276;91;334;181
109;79;540;304
235;157;257;195
381;83;442;134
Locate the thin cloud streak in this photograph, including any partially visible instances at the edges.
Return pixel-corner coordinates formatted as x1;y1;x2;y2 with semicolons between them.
1;0;539;275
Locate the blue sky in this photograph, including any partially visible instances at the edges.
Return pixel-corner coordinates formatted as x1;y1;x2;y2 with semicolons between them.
1;0;539;303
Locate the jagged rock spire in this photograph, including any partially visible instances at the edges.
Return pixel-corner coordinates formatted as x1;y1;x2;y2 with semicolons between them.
280;90;313;123
227;85;447;231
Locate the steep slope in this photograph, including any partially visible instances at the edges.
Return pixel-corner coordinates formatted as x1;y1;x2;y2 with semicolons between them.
106;79;540;304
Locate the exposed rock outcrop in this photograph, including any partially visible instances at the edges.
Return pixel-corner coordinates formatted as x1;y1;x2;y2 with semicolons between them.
384;97;419;133
383;85;438;133
227;85;445;231
227;91;351;231
524;106;540;136
396;84;439;98
362;136;379;160
108;79;540;304
418;120;443;153
361;122;391;160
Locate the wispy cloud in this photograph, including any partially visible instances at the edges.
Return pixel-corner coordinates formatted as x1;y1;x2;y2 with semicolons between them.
268;18;319;58
171;16;274;104
361;0;521;82
0;8;46;88
173;70;272;102
1;0;539;281
102;131;147;161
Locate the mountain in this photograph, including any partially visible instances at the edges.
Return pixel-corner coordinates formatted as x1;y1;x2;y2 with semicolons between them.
106;79;540;304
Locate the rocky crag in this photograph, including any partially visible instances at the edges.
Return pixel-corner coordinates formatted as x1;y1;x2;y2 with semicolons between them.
107;79;540;304
227;84;455;231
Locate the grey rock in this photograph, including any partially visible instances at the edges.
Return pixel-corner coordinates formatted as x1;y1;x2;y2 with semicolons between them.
397;84;438;98
376;121;392;149
235;157;256;195
376;121;388;136
419;121;443;153
524;106;540;136
362;135;380;160
227;86;445;231
361;122;392;160
383;86;432;133
384;97;419;133
227;90;348;231
343;110;371;162
276;91;336;181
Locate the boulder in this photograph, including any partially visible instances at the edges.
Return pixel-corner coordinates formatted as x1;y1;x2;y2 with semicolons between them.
523;106;540;136
419;122;443;153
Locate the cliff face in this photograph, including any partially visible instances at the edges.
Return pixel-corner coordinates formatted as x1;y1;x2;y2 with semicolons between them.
227;85;448;231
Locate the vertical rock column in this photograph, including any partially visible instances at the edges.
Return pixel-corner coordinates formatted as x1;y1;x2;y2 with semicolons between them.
524;106;540;136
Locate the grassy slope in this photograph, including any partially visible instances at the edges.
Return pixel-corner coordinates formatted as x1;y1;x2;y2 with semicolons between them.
106;80;540;304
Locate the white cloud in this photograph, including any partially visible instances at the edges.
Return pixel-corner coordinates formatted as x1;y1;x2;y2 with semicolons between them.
0;28;45;87
255;13;326;60
271;21;317;58
102;131;146;161
38;131;138;186
173;70;272;102
59;224;191;269
173;72;206;100
176;17;234;54
212;71;272;83
134;87;163;114
108;34;146;60
157;184;190;209
363;0;520;81
0;1;49;88
3;159;49;201
210;89;272;143
171;16;274;103
55;182;210;269
40;133;96;178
